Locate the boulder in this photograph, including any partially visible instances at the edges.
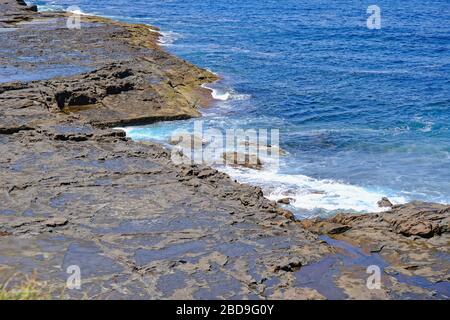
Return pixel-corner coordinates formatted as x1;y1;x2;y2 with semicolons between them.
277;197;294;205
378;197;393;208
222;152;262;170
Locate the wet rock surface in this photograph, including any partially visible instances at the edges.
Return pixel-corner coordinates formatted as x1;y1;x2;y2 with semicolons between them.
0;3;217;129
0;125;333;299
0;0;36;27
0;1;448;299
301;202;450;298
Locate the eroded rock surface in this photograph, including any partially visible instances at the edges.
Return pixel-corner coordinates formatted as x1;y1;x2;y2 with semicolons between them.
0;4;217;131
0;124;333;299
301;202;450;298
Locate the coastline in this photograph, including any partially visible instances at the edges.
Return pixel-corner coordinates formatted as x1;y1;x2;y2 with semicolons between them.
0;1;448;299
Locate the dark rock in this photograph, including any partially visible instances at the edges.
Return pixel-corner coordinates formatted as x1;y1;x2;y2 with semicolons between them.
222;152;262;170
45;217;68;228
326;223;351;235
378;197;393;208
275;208;295;221
302;201;450;285
25;4;37;11
274;257;303;272
277;197;294;205
197;169;217;179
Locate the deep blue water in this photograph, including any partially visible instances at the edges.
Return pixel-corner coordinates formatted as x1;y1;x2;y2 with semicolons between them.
29;0;450;216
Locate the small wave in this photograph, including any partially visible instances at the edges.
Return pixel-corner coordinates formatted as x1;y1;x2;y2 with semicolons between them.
231;93;252;101
202;84;251;102
219;166;406;217
205;68;219;76
147;28;181;46
212;90;231;101
413;117;434;133
352;69;411;75
286;127;380;137
64;6;91;16
36;5;63;12
120;124;407;217
419;123;433;133
201;84;230;101
157;31;182;46
36;5;91;16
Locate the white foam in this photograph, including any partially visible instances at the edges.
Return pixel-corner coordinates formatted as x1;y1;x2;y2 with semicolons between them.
147;28;180;46
68;10;87;16
157;31;181;46
120;124;407;217
36;5;61;12
65;7;90;16
205;68;219;76
202;84;251;102
201;84;229;101
414;117;434;133
212;90;231;101
231;93;252;101
218;166;407;216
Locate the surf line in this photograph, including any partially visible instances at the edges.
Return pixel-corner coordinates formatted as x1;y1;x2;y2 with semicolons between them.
201;83;230;101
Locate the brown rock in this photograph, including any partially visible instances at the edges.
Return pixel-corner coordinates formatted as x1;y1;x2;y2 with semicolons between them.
277;197;294;205
45;217;68;228
378;197;393;208
397;220;434;238
222;152;262;170
299;220;350;235
197;169;217;179
276;208;295;221
325;223;351;235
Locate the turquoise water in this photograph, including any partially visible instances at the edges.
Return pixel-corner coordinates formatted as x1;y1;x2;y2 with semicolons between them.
29;0;450;216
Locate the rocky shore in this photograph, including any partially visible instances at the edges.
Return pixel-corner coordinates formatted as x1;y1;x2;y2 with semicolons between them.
0;1;448;299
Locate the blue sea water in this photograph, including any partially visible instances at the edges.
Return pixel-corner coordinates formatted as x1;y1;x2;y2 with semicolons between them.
29;0;450;216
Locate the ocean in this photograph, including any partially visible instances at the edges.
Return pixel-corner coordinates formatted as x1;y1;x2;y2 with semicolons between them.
29;0;450;217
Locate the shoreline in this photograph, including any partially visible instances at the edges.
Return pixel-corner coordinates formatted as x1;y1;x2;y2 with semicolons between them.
29;0;445;213
0;0;448;299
